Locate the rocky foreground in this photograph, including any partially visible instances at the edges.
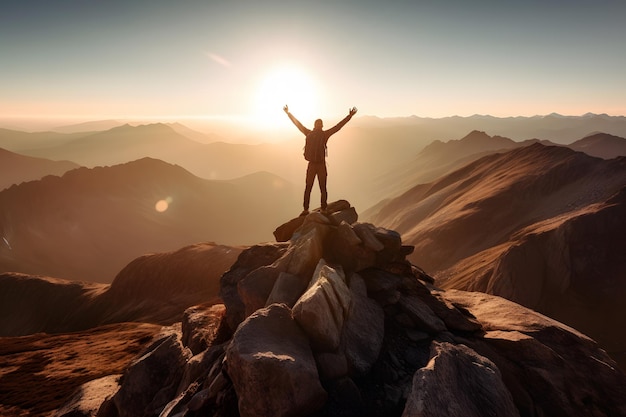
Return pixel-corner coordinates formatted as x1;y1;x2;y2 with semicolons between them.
58;201;626;417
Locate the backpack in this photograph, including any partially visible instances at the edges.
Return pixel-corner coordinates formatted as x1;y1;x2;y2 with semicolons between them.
303;131;326;162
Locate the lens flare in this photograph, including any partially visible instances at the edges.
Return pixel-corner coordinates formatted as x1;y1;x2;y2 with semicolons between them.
155;197;173;213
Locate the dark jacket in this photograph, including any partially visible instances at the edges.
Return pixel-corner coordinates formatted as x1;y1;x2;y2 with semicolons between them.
286;113;353;162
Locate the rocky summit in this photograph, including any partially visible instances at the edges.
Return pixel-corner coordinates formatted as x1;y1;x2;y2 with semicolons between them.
61;201;626;417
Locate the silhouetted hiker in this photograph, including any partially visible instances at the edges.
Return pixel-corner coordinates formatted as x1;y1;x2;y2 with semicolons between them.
283;105;358;216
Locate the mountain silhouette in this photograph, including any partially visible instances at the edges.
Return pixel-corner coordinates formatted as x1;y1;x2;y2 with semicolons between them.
569;132;626;159
0;127;86;152
356;113;626;143
368;130;625;207
0;147;79;190
367;142;626;367
6;119;626;210
24;123;206;168
0;157;299;282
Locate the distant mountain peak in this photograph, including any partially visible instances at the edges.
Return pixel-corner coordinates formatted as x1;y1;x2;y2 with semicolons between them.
460;130;490;140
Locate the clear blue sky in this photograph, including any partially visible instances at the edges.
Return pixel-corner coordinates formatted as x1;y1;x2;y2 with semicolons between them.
1;0;625;125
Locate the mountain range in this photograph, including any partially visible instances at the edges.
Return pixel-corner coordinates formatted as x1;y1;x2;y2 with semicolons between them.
0;158;299;282
0;147;78;191
366;142;626;367
0;115;626;417
3;116;626;210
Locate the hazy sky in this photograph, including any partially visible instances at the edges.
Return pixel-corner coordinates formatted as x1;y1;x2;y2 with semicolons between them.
1;0;625;126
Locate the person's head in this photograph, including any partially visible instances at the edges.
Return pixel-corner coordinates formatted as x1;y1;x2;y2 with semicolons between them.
314;119;323;130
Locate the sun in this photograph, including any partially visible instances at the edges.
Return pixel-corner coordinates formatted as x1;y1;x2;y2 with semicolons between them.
252;65;319;127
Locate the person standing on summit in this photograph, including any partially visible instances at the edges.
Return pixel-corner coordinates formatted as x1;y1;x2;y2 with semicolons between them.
283;105;358;216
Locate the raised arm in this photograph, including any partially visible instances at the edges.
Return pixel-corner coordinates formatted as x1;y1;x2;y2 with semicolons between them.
283;105;310;135
326;107;358;136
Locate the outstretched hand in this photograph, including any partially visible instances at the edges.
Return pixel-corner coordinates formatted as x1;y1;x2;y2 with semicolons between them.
349;107;358;116
283;105;289;113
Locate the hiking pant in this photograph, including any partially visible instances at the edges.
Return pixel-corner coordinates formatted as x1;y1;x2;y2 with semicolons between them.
304;162;327;210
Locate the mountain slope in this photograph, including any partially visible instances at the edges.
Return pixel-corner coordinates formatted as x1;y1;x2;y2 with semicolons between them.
24;123;207;168
16;122;431;208
369;130;525;202
0;242;241;336
367;143;626;365
569;132;626;159
0;147;79;190
0;158;299;282
368;129;623;206
0;128;87;151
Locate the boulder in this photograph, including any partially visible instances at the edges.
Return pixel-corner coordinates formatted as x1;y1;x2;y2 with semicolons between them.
274;224;328;280
292;260;352;351
353;223;385;252
273;216;306;242
443;290;626;417
237;265;281;317
56;375;121;417
225;304;326;417
325;199;352;213
402;342;519;417
329;206;359;226
329;232;378;273
105;331;191;417
341;273;385;375
219;243;288;331
315;351;349;380
337;221;362;246
397;295;447;334
265;271;310;308
181;303;228;355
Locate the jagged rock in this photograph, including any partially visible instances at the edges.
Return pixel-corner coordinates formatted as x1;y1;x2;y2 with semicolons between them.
56;375;121;417
425;293;482;333
443;290;626;417
337;220;363;246
158;381;201;417
397;296;447;334
353;223;385;252
340;273;385;375
220;243;288;331
273;216;305;242
99;330;191;417
329;230;378;272
265;271;310;308
275;224;329;279
225;303;327;417
326;199;352;213
315;351;349;380
95;202;626;417
292;260;352;351
273;200;352;242
181;303;228;355
403;342;519;417
176;343;225;397
329;206;358;226
237;265;281;317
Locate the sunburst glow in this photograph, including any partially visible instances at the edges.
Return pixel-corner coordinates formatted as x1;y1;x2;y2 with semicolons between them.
252;65;319;127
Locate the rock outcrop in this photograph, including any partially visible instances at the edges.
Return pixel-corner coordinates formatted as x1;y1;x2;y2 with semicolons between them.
87;202;626;417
